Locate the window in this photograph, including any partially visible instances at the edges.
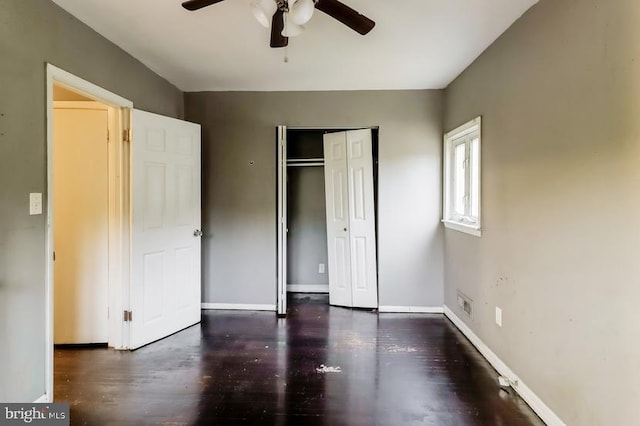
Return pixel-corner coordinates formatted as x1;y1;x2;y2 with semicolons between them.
443;117;481;236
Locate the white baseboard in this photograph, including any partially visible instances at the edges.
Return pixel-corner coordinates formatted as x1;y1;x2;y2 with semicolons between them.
201;303;276;312
34;394;49;403
287;284;329;293
444;305;566;426
378;305;444;314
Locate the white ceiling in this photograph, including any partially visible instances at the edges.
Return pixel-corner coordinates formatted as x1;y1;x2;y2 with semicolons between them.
51;0;537;92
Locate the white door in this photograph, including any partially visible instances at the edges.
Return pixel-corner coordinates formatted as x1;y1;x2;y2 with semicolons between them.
53;105;109;344
323;129;378;308
277;126;288;316
130;109;202;349
324;132;353;307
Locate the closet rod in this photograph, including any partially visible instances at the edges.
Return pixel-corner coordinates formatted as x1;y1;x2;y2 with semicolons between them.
286;158;324;163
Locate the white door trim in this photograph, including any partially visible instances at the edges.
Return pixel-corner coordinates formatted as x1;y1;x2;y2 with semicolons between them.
284;126;379;130
48;65;133;107
45;64;133;403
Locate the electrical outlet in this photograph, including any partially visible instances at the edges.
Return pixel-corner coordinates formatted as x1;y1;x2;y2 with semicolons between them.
318;263;326;274
495;307;503;327
29;193;42;215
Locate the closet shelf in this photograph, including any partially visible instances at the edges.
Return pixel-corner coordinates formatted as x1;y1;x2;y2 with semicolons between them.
286;158;324;167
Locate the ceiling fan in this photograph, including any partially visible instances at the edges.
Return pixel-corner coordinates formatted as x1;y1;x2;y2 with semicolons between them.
181;0;375;48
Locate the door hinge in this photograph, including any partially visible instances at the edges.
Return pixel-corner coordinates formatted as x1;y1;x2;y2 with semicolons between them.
107;129;110;143
52;251;56;261
123;310;133;322
123;129;131;143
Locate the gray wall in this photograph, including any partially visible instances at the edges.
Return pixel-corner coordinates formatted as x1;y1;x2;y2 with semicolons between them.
0;0;183;402
287;166;329;288
444;0;640;424
185;91;444;308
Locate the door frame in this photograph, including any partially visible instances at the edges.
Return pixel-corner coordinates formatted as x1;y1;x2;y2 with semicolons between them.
275;125;379;316
45;64;133;402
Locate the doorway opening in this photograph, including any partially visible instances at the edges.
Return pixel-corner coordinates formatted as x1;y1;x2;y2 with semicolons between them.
53;91;113;347
276;127;379;316
46;65;203;403
45;64;133;402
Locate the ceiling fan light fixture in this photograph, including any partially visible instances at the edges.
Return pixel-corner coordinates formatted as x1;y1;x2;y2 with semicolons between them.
250;0;277;28
282;13;304;37
289;0;315;25
186;0;376;48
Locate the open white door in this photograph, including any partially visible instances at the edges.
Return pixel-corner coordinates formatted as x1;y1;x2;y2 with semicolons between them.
323;129;378;309
130;109;201;349
277;126;288;316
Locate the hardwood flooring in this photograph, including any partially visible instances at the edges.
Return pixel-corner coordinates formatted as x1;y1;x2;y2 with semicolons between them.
54;294;544;425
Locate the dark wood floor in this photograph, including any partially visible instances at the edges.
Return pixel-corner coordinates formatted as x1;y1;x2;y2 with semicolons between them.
55;294;544;425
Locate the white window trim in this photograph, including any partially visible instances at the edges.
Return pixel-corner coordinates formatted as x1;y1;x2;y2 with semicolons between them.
443;116;482;237
441;220;482;237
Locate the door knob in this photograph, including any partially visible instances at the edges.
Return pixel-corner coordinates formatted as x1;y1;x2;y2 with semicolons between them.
193;229;203;237
343;227;347;232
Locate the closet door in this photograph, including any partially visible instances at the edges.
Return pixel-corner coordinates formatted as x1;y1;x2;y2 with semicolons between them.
323;129;378;309
277;125;288;315
324;132;353;307
345;129;378;309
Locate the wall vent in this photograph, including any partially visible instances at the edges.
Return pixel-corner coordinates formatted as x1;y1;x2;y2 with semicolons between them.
456;290;473;318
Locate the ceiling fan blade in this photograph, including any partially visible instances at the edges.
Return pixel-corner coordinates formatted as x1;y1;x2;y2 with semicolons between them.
181;0;226;11
270;9;288;48
315;0;375;35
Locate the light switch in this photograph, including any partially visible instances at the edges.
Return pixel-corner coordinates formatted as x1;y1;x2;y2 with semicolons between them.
30;193;42;215
495;307;503;327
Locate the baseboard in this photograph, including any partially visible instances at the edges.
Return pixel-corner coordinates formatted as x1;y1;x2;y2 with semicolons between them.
378;305;444;314
34;394;49;403
443;305;566;426
287;284;329;293
201;303;276;312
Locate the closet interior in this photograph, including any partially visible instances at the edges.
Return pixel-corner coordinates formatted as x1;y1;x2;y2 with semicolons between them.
285;128;379;306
